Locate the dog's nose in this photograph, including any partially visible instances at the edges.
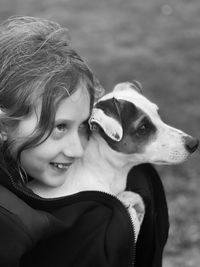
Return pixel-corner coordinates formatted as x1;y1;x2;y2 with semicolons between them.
184;136;199;153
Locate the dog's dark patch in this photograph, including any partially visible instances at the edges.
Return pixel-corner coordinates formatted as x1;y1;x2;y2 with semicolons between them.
95;99;157;154
95;97;122;125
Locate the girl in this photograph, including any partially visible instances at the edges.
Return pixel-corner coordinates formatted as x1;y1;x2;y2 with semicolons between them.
0;16;169;267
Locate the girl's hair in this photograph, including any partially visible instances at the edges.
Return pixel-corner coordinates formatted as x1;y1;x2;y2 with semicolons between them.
0;16;103;180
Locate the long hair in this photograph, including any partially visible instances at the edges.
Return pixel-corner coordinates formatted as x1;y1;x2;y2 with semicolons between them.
0;16;104;181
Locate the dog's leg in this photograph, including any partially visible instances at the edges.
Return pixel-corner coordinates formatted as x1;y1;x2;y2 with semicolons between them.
117;191;145;241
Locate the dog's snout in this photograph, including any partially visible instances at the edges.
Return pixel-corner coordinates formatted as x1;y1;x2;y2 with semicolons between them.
184;136;199;153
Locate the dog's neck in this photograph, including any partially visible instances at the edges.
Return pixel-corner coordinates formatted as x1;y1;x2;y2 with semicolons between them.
78;133;137;194
87;134;131;169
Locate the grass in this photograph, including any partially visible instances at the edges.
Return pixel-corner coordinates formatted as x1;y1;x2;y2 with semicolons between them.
0;0;200;266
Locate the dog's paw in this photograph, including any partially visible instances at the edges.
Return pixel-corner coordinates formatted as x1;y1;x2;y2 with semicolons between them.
117;191;145;241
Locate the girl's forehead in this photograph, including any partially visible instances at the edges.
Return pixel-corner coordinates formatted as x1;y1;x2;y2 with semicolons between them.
55;85;91;119
34;80;90;111
70;83;90;102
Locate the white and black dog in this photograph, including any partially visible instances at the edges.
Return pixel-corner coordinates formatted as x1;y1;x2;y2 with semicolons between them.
30;81;199;238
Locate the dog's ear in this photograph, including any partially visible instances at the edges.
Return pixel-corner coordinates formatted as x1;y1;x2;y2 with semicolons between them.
113;80;143;94
130;80;143;94
89;98;123;141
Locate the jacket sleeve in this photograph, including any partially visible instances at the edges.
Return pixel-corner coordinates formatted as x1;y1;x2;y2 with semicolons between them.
0;184;135;267
21;193;134;267
127;164;169;267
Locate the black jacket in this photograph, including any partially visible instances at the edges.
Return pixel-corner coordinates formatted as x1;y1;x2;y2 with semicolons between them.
0;164;169;267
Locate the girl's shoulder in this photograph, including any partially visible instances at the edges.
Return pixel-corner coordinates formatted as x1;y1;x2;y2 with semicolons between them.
0;184;50;265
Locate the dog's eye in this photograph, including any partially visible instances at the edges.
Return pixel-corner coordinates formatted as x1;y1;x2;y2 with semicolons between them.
136;124;148;136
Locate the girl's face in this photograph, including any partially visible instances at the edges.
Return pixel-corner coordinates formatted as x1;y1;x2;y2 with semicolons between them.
10;85;91;187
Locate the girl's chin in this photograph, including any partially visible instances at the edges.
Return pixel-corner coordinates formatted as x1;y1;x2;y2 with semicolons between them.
42;178;66;188
39;168;68;188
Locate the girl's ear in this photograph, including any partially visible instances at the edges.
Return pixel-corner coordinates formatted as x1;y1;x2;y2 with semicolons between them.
89;97;123;142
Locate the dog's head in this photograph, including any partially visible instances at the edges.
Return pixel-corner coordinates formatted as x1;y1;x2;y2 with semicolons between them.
89;81;199;165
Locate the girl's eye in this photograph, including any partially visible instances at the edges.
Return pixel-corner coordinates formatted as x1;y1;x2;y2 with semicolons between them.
56;123;67;132
51;123;68;139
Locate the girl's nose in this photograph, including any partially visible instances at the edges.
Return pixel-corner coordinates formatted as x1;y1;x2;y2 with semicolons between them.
62;133;84;159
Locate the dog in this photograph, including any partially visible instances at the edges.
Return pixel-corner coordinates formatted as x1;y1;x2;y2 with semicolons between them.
30;81;199;239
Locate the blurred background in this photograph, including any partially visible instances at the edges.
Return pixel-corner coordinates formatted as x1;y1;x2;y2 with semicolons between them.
0;0;199;266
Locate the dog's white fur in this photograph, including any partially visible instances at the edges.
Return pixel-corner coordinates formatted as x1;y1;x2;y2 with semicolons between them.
29;82;198;239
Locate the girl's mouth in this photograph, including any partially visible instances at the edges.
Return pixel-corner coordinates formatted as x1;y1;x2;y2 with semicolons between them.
50;162;72;170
